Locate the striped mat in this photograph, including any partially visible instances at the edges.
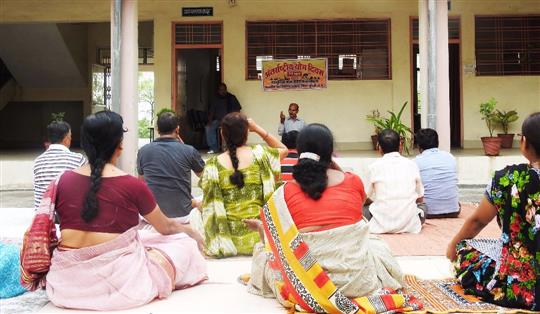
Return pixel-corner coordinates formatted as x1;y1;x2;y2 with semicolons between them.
403;275;536;313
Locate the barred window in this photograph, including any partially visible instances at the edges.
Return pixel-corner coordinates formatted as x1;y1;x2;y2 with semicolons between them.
175;23;222;45
475;15;540;76
246;20;391;80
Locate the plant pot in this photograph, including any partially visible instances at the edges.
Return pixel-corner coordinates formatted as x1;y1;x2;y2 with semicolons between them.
399;137;406;155
370;134;378;150
481;137;502;156
497;133;515;149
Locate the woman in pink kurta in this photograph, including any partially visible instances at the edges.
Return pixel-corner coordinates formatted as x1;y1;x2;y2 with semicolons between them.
45;111;207;311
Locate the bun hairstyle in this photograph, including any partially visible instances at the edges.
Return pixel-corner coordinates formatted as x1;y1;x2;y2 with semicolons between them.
221;112;249;188
522;112;540;156
80;110;125;222
292;123;334;200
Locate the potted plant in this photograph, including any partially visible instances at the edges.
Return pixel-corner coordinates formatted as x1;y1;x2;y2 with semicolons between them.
44;112;66;149
366;109;381;150
493;109;519;149
366;102;413;155
479;98;502;156
51;112;65;122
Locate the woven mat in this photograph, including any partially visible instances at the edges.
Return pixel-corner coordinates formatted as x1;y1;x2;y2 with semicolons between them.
379;203;501;256
403;275;536;313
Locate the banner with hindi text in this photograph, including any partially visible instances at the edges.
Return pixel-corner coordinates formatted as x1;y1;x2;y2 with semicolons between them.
261;58;327;91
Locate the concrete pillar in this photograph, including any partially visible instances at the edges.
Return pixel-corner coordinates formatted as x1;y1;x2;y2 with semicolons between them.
110;0;121;112
418;0;428;128
427;0;439;132
421;0;450;152
435;1;450;151
117;0;138;174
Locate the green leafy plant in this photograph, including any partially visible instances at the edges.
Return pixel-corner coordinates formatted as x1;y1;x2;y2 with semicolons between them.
366;109;382;134
138;118;151;138
366;102;413;154
51;112;65;122
493;109;519;134
156;108;175;120
479;98;498;137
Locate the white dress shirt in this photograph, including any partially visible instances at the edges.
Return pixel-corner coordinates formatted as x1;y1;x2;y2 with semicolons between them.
366;152;424;234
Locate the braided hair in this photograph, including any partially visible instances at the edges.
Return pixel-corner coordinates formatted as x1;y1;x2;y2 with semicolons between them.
292;124;334;200
80;111;125;222
221;112;249;188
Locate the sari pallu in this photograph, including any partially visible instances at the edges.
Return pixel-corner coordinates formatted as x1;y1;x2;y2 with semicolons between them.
46;228;207;311
20;177;59;291
252;185;423;313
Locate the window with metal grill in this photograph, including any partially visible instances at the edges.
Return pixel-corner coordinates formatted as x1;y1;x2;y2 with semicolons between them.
96;47;153;65
175;23;222;45
475;15;540;76
246;20;391;80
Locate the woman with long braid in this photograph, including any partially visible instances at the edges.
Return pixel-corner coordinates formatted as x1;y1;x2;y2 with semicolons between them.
245;124;419;314
191;112;288;257
40;111;207;310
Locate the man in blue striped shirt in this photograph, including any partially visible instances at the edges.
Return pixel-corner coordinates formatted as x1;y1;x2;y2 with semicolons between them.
33;121;86;209
414;128;460;218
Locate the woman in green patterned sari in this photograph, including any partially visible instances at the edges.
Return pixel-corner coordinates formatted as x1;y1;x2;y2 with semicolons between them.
191;113;288;258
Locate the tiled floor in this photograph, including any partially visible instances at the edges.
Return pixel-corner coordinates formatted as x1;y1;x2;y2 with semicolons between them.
1;207;454;313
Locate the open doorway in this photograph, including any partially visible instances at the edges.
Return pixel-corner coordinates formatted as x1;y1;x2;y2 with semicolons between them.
411;18;462;148
175;48;221;149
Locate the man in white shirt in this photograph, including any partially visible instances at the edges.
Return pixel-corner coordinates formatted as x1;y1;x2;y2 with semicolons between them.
33;121;87;209
278;103;305;136
365;129;425;234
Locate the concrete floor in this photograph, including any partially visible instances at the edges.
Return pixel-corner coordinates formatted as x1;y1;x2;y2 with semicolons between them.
0;147;516;313
0;185;485;209
0;206;455;314
1;147;525;190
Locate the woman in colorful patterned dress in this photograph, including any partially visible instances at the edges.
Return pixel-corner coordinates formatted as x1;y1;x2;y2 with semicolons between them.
447;112;540;311
190;112;288;257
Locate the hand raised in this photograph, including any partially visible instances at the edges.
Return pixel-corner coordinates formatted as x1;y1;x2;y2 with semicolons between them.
247;118;258;132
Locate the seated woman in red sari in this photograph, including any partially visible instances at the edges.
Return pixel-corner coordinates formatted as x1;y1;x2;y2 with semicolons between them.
33;111;207;311
246;124;421;313
447;112;540;311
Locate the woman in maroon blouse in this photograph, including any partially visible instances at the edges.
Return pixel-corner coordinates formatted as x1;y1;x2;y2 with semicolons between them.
45;111;207;311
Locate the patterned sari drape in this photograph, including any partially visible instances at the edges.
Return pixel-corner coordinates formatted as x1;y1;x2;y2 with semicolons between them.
20;177;60;291
260;185;423;313
199;144;281;257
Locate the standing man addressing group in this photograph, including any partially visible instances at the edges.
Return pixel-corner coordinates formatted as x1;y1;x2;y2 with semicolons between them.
137;111;205;222
33;121;86;209
206;83;242;154
278;103;305;137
